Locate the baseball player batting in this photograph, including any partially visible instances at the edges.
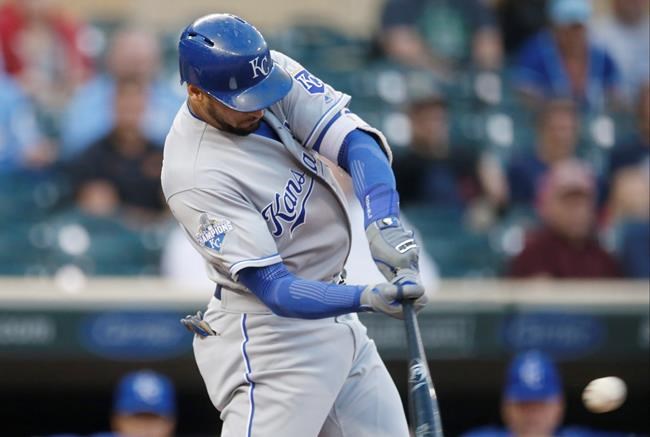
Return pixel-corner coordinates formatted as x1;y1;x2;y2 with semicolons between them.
162;13;428;437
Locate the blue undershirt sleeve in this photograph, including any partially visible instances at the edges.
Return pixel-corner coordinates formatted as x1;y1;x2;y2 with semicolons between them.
338;129;400;228
238;262;366;319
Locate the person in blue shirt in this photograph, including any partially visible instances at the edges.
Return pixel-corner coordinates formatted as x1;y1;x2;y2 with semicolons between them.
507;99;580;206
462;351;629;437
513;0;620;111
59;28;183;160
0;73;54;172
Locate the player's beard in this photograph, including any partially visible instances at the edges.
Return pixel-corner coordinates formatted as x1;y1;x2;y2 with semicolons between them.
207;104;262;136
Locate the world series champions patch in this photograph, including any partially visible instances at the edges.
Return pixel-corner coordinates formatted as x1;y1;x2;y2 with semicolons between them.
196;214;233;252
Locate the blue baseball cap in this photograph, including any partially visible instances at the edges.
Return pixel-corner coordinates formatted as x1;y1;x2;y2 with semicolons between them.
113;370;176;417
549;0;592;25
504;351;562;402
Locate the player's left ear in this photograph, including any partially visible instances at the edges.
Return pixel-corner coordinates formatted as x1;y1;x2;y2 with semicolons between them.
187;84;204;101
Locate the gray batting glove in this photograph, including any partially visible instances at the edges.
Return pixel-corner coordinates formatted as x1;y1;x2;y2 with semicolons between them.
359;272;427;319
366;216;419;281
180;311;217;339
393;267;428;312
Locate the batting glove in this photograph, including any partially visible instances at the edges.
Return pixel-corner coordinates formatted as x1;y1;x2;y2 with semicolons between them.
366;216;420;282
180;311;217;339
393;267;428;310
360;272;427;319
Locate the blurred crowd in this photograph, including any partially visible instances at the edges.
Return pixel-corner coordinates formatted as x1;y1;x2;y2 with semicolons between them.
0;0;648;280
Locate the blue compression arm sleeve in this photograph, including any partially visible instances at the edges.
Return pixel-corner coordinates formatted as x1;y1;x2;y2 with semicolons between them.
338;129;400;228
238;262;365;319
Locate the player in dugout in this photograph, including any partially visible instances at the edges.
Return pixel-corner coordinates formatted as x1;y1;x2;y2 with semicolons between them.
463;351;630;437
44;369;176;437
163;13;427;437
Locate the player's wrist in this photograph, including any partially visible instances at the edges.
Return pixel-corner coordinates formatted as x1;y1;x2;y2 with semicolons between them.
362;185;400;229
365;216;420;281
366;215;401;231
355;286;373;313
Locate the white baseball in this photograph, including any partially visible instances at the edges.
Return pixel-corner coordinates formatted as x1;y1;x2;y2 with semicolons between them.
582;376;627;413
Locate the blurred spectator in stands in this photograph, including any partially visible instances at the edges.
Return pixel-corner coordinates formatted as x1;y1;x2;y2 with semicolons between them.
604;84;650;278
68;81;166;221
513;0;620;111
507;99;579;206
463;350;627;437
393;94;508;214
606;163;650;278
591;0;650;106
60;28;182;159
495;0;548;56
608;83;650;177
380;0;504;77
111;370;176;437
0;72;55;171
0;0;92;112
509;159;620;278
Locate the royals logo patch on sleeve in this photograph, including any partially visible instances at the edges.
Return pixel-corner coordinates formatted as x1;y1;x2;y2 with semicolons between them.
196;214;233;252
294;69;325;94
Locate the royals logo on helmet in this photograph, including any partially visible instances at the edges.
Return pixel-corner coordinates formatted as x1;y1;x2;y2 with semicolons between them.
249;55;270;78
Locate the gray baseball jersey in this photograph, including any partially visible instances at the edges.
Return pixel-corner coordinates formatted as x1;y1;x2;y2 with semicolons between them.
162;51;408;436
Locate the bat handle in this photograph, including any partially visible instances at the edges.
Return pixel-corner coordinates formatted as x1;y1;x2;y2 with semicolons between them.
403;300;427;359
403;299;445;437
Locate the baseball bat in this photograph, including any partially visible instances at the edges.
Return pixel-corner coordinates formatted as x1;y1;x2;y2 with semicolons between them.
403;300;444;437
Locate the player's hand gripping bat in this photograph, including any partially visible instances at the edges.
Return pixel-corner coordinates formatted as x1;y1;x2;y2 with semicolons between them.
403;300;444;437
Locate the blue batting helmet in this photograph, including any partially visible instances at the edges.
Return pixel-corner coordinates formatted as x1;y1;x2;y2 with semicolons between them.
179;14;292;112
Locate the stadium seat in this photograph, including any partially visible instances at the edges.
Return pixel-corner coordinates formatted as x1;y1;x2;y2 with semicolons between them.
39;209;169;276
403;204;506;277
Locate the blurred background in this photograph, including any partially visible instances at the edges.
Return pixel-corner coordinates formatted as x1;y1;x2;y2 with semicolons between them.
0;0;647;435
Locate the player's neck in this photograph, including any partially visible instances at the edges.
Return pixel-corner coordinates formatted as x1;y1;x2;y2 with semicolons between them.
187;99;207;124
188;98;232;133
